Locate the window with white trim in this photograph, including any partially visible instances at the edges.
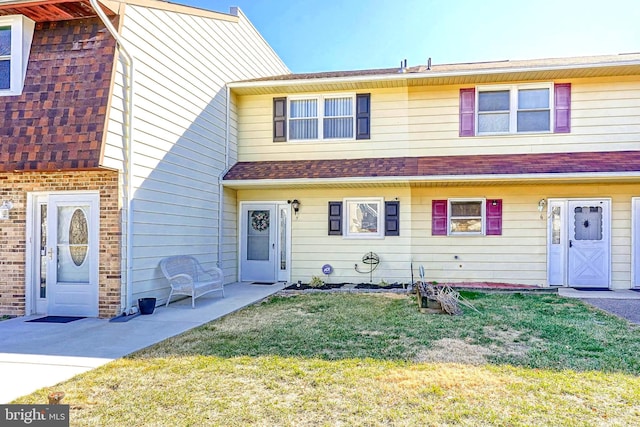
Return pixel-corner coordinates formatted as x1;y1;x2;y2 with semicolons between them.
477;84;552;134
0;15;35;96
344;197;383;238
449;199;485;235
289;94;355;140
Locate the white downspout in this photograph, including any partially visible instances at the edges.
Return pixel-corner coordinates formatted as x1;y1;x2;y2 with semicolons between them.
218;85;231;269
89;0;136;315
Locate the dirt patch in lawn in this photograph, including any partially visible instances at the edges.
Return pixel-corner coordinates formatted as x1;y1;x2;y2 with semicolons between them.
415;327;542;365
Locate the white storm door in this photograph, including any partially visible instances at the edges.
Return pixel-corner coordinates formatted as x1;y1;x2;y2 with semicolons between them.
241;204;277;282
47;193;99;317
567;200;610;288
547;200;567;286
633;198;640;287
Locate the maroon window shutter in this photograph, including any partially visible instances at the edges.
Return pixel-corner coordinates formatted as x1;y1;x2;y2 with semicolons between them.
486;199;502;235
432;200;448;235
355;93;370;140
459;88;475;137
273;97;287;142
554;83;571;133
328;201;342;235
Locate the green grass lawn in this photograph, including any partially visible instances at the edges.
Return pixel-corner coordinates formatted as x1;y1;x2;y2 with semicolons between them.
15;292;640;426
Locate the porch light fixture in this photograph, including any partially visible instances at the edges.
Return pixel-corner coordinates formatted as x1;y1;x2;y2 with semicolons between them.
288;199;301;216
0;201;13;220
537;199;546;212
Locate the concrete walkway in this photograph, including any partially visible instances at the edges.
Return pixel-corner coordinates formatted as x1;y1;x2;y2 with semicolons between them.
0;281;285;404
558;288;640;325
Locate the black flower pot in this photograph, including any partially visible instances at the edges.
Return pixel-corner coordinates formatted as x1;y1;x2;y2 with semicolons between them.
138;297;156;315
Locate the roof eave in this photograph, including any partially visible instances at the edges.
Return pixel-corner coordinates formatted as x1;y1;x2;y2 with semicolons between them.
228;59;640;92
222;172;640;189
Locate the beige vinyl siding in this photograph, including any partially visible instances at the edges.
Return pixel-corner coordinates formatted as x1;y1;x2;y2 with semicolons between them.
238;188;413;284
103;5;288;302
238;182;637;288
235;76;640;162
413;183;637;288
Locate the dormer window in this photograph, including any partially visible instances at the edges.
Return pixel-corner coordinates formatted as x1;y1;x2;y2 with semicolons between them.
0;15;35;96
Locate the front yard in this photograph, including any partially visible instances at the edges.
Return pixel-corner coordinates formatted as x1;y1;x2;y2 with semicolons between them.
15;292;640;426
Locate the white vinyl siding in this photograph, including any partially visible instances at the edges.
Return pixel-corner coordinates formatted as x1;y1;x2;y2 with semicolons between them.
103;6;288;302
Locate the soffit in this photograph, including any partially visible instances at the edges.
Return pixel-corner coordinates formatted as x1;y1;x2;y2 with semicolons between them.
223;175;640;191
0;0;117;22
230;62;640;96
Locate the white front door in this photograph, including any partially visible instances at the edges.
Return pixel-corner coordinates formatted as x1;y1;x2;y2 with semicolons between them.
240;203;290;283
45;193;100;317
567;200;610;288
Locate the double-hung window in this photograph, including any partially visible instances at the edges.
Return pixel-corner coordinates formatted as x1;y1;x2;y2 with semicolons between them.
344;197;383;238
449;199;484;235
477;84;551;134
289;95;355;140
274;93;370;142
0;15;35;96
432;198;502;236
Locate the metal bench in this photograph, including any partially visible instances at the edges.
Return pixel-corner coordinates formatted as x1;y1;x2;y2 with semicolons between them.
160;255;225;308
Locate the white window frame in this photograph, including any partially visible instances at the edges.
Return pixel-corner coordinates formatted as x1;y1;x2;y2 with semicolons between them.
448;198;486;236
476;83;554;135
288;93;356;141
343;197;384;239
0;15;35;96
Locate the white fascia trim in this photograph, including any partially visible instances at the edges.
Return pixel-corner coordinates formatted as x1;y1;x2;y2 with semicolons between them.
222;171;640;187
228;59;640;90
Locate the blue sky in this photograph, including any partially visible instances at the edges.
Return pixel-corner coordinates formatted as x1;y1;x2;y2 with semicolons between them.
181;0;640;73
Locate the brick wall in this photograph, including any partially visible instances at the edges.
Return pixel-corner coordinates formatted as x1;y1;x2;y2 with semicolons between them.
0;170;121;318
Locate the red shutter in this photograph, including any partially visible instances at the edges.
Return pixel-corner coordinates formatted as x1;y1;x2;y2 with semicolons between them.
554;83;571;133
459;88;475;137
273;97;287;142
486;199;502;236
432;200;448;235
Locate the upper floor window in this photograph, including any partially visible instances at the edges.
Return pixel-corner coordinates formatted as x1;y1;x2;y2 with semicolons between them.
0;15;35;96
289;96;354;140
274;93;370;142
478;85;551;134
460;83;571;137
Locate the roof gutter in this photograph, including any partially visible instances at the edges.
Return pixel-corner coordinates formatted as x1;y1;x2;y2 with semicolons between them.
227;58;640;90
222;171;640;188
89;0;136;316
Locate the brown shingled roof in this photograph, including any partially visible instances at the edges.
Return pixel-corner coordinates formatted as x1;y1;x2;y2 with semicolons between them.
0;18;116;172
223;151;640;182
237;53;640;83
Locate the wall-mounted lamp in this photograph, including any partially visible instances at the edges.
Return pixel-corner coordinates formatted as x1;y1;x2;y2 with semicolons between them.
0;201;13;220
537;198;546;212
288;199;301;216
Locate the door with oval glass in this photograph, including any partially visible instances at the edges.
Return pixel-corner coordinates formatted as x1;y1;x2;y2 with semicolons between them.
45;193;100;317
